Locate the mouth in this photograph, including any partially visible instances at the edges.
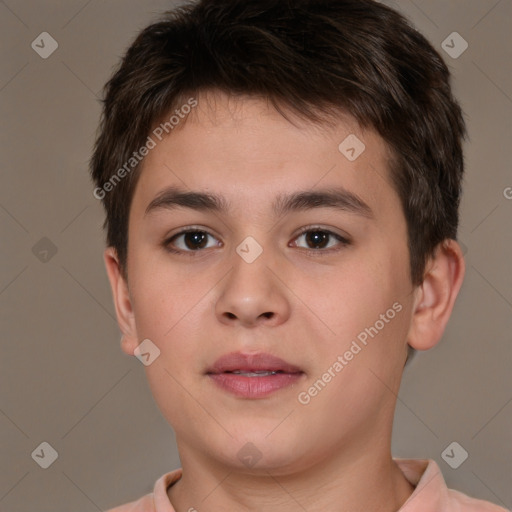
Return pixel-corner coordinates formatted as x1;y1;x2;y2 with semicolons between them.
223;370;284;377
206;352;305;398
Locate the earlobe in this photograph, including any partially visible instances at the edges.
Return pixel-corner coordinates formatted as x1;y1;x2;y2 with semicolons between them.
407;239;465;351
103;247;139;356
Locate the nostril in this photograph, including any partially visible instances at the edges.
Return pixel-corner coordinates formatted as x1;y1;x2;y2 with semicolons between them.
221;311;275;322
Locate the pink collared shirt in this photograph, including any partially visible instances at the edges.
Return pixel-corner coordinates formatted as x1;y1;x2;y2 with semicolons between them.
106;459;509;512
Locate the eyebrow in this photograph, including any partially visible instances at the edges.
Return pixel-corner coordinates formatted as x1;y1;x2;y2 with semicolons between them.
273;188;373;219
144;185;373;219
145;186;229;216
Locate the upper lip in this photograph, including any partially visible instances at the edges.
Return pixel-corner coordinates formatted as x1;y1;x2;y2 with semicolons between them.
207;352;303;374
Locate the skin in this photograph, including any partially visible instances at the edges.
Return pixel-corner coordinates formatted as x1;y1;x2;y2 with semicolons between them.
105;91;465;511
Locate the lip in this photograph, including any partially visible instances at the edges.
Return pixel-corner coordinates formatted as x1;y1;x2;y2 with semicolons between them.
207;352;305;399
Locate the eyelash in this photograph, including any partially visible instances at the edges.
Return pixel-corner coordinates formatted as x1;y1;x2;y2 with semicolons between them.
163;226;351;256
292;227;351;254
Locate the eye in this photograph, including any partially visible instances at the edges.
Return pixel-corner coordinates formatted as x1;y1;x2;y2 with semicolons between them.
292;228;350;251
165;229;221;253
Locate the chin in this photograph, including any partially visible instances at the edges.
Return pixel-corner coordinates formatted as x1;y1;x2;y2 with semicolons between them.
221;426;309;473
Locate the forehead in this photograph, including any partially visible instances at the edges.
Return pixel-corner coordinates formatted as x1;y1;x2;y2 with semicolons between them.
130;91;398;222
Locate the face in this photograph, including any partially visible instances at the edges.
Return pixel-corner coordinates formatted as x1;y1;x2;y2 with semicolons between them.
116;92;417;474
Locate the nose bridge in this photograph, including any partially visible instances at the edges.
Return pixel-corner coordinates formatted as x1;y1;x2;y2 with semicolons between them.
215;242;290;326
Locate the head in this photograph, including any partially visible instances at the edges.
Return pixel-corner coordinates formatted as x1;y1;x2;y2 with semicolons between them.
91;0;466;475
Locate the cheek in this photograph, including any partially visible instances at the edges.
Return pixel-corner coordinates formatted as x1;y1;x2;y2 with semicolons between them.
130;271;209;417
129;256;208;336
300;258;399;329
295;254;411;371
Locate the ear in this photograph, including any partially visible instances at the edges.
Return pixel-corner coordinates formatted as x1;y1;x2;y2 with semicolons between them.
104;247;139;356
407;239;465;351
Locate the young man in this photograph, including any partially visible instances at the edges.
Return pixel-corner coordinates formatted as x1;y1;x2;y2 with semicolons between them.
91;1;508;510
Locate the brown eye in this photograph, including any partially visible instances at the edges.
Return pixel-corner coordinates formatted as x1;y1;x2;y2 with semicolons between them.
167;230;220;252
304;231;330;249
183;232;208;250
293;229;350;251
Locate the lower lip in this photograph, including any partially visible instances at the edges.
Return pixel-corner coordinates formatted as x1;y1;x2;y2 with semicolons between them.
208;372;304;398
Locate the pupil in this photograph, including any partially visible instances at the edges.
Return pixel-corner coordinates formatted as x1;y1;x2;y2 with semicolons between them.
185;232;207;250
307;231;328;249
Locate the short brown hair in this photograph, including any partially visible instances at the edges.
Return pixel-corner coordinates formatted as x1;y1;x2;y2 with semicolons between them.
91;0;466;285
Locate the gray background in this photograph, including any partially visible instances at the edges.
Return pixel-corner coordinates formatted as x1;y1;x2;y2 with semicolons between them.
0;1;511;510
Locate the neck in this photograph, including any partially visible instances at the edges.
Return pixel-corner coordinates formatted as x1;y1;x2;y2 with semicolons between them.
168;443;415;512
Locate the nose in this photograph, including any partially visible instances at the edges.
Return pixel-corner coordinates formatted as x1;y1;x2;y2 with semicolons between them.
215;252;291;328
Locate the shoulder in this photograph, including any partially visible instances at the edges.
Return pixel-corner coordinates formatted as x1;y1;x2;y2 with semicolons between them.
394;458;509;512
105;493;155;512
105;469;182;512
447;488;510;512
